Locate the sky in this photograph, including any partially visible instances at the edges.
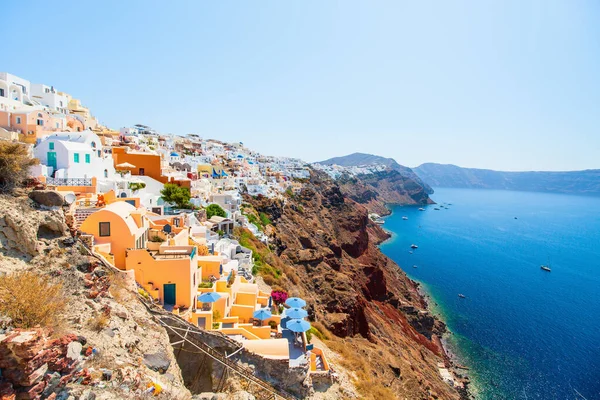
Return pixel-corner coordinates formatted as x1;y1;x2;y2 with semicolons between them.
3;1;600;171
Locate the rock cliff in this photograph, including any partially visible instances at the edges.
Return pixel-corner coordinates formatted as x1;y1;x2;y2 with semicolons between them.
337;170;435;216
245;172;463;400
0;193;191;399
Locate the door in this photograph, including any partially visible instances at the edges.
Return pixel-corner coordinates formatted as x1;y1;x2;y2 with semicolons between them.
47;152;57;170
139;168;145;176
197;317;206;329
163;283;176;305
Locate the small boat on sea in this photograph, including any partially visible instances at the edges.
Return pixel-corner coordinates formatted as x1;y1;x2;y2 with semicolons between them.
412;265;418;268
409;251;413;254
418;208;425;211
458;294;466;298
434;208;440;210
541;265;551;272
402;216;408;220
410;244;418;249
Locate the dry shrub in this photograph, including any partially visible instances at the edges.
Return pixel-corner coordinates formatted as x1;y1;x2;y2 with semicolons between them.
88;313;110;331
0;270;66;328
327;339;395;400
0;141;39;192
109;272;132;303
262;274;276;286
311;321;331;340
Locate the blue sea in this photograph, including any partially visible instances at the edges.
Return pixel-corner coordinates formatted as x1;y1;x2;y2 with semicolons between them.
379;188;600;400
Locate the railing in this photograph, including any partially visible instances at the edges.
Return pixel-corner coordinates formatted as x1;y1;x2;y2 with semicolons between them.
46;177;92;186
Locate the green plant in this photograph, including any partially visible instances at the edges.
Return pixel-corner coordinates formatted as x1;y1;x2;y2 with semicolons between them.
268;320;277;330
149;236;164;243
212;309;221;323
217;229;224;236
128;182;146;191
212;322;220;329
160;183;191;209
206;203;227;219
198;281;213;289
259;212;272;226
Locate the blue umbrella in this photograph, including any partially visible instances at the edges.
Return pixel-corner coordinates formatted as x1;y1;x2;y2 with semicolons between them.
286;319;311;333
285;297;306;308
286;308;308;319
198;292;221;303
253;308;272;321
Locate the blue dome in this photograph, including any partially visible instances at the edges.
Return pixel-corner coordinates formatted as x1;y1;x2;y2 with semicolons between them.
170;152;179;157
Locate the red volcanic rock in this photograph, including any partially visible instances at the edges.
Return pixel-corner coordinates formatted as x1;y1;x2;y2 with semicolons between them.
244;170;458;399
0;329;79;397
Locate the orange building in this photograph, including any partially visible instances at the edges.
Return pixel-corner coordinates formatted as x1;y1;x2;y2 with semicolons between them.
0;109;65;144
79;202;149;269
112;147;191;189
126;245;199;308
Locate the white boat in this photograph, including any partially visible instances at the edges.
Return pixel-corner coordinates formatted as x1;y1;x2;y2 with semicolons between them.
410;244;418;249
418;208;425;211
402;216;408;220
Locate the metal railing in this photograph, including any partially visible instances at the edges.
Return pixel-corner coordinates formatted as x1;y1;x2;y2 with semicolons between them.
46;177;92;186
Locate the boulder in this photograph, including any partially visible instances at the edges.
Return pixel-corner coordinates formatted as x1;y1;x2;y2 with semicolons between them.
66;341;82;361
28;191;65;207
143;351;171;373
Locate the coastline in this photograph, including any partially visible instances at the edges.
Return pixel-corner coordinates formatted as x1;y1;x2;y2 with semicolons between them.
377;203;473;400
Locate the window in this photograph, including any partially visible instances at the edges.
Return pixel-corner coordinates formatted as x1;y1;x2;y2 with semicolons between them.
99;222;110;237
85;154;90;163
16;117;21;124
74;153;80;163
103;169;108;178
49;142;54;150
55;122;59;129
37;113;43;118
91;141;96;148
36;119;44;126
0;88;4;97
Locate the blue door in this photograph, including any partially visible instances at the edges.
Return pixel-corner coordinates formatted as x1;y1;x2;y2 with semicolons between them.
47;152;57;170
163;283;176;305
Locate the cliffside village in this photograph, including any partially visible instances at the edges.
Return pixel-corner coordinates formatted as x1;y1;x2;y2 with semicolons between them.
1;71;466;395
0;72;337;380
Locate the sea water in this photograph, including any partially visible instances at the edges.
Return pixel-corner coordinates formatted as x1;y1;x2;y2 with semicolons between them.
379;188;600;400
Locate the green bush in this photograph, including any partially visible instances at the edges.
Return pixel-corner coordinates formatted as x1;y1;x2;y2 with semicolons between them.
206;203;227;219
259;212;272;226
160;184;191;209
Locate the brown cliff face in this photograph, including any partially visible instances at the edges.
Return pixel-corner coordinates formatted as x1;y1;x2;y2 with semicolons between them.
337;169;435;216
245;172;460;400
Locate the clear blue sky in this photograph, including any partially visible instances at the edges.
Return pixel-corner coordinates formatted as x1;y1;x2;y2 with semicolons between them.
4;1;599;171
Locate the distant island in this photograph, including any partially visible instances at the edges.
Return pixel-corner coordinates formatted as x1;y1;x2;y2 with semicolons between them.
414;163;600;195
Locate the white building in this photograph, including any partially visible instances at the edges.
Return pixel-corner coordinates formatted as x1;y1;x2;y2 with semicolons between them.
0;72;34;110
30;84;69;114
33;131;116;179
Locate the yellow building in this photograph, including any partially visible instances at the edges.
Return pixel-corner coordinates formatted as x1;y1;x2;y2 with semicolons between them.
126;244;199;308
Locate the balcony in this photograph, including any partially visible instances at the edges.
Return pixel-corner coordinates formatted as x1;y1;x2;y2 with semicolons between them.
46;177;92;186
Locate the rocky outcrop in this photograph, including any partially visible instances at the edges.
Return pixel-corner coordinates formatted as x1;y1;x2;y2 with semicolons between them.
245;171;460;399
0;193;191;399
0;195;67;266
28;190;65;208
338;169;435;215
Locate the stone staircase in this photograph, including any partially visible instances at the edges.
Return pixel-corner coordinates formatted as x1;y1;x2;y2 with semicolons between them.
73;208;99;228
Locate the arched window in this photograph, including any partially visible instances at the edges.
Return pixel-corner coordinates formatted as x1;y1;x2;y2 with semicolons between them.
91;141;96;148
103;169;108;178
37;113;43;118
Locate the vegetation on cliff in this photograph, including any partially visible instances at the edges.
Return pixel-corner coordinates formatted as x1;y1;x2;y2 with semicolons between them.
244;171;461;399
